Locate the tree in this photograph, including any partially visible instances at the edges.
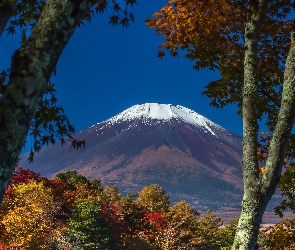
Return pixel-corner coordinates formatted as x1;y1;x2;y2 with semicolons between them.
0;167;52;231
0;0;136;207
0;167;49;211
159;200;200;249
140;211;166;248
99;192;150;249
0;181;56;249
136;184;170;212
217;218;239;249
102;185;122;203
193;211;224;249
259;219;295;249
118;194;149;249
55;170;102;192
146;0;295;249
55;170;89;185
275;161;295;216
64;197;111;249
0;169;109;249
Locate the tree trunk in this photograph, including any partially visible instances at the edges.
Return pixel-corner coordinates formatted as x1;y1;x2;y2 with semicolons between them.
232;2;295;249
0;0;15;37
0;0;99;207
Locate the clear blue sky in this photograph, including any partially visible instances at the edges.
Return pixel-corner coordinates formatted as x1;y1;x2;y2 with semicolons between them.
0;0;244;153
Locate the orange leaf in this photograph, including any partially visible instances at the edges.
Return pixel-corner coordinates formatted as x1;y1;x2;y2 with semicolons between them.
260;167;266;175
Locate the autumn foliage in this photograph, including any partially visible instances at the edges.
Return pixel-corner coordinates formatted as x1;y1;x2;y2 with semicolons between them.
0;168;294;249
145;0;295;197
145;0;293;129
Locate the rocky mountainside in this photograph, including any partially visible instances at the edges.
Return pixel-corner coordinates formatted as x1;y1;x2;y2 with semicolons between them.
19;103;274;211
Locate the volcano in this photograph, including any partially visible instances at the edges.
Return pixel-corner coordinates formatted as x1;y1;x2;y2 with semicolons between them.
20;103;244;210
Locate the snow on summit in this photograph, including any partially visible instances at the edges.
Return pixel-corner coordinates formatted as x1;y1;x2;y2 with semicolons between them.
105;103;223;136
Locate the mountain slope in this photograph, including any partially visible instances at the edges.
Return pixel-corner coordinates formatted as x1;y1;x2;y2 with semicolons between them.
20;103;244;210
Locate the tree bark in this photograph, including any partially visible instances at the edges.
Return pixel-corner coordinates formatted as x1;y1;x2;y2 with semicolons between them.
232;2;295;249
0;0;15;37
0;0;99;206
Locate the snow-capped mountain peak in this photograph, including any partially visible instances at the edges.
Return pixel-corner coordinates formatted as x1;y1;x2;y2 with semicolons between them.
19;101;244;212
104;103;223;136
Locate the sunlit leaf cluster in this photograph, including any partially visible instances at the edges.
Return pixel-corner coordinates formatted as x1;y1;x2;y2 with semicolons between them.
259;219;295;249
145;0;294;134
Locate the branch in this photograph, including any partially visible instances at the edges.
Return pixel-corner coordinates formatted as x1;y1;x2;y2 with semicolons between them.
262;29;295;196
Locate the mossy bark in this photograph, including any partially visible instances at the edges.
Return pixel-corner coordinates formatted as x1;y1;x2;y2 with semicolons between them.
0;0;99;206
232;1;295;249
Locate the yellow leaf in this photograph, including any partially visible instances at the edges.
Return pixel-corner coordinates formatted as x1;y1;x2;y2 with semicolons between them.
260;167;266;175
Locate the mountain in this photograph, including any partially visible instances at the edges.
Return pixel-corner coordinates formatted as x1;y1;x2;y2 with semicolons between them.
20;103;246;211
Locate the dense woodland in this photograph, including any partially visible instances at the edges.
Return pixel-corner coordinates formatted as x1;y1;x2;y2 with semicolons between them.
0;168;294;250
